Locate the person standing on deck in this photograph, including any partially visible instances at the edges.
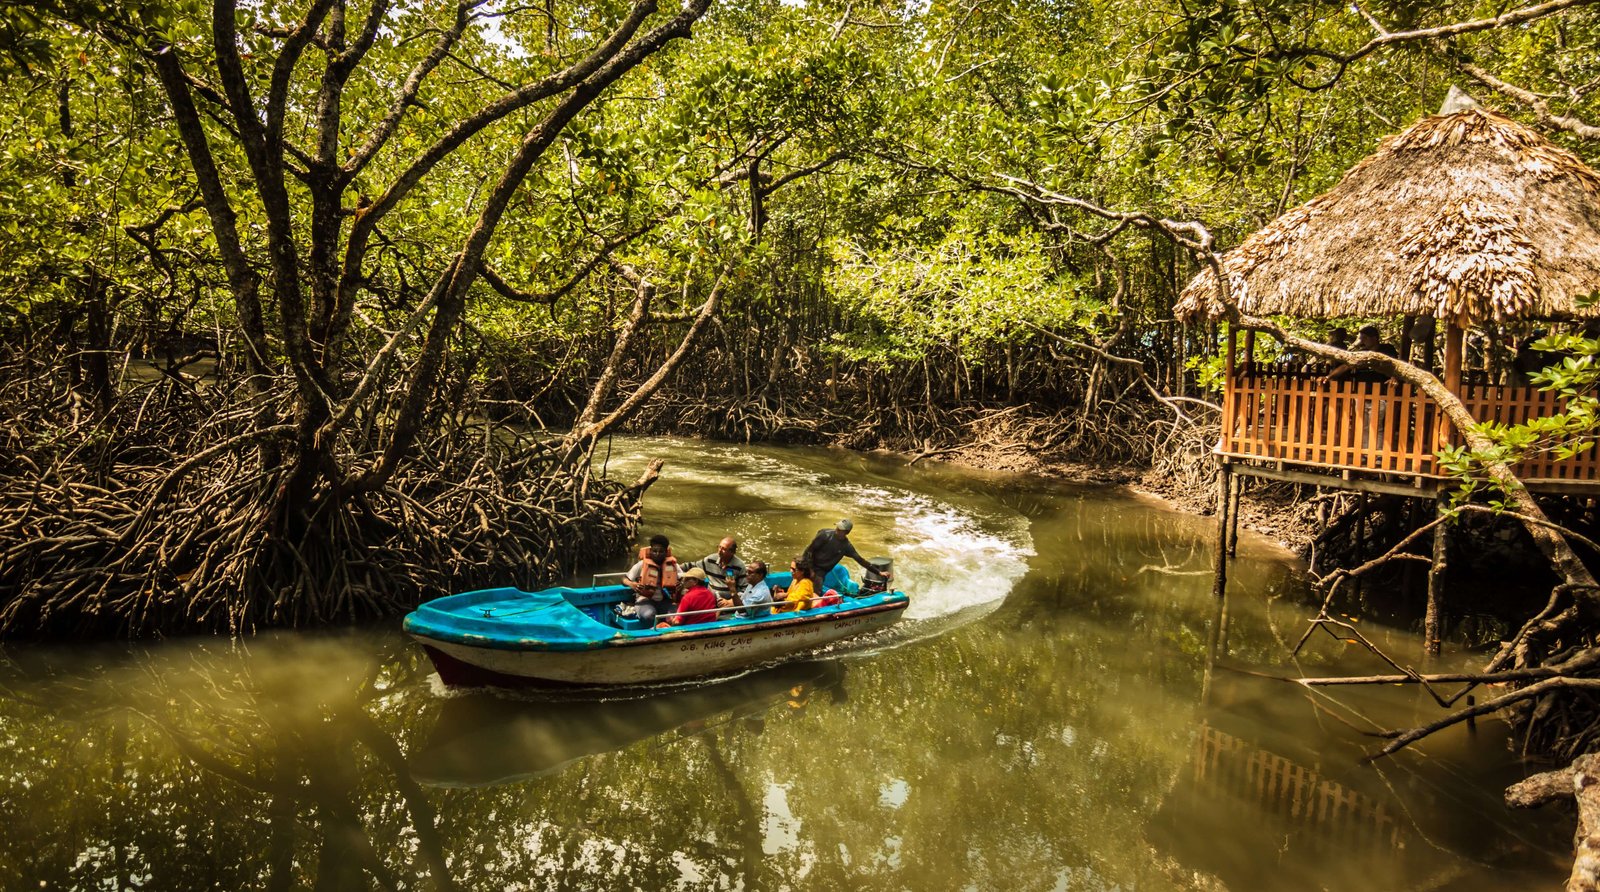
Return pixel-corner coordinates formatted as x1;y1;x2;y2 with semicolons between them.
1325;324;1398;383
802;519;872;593
698;537;746;599
1324;324;1400;453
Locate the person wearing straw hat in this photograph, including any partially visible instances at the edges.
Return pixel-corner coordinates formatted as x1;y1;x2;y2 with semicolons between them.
658;567;727;627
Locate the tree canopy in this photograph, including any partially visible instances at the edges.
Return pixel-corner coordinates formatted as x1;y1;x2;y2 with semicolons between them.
4;0;1600;636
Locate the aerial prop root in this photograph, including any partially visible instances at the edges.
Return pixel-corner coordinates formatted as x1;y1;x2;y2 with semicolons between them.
0;421;653;638
1288;501;1600;754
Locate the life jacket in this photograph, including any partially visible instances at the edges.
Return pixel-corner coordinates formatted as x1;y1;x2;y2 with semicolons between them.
637;546;679;591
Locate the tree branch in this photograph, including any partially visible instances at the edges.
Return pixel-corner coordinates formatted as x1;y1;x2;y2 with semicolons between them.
1456;57;1600;140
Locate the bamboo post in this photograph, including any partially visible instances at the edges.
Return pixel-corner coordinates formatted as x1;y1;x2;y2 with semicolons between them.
1213;461;1232;599
1202;584;1231;707
1425;494;1449;656
1223;326;1238;453
1353;494;1367;602
1438;323;1465;450
1488;322;1505;385
1444;323;1464;390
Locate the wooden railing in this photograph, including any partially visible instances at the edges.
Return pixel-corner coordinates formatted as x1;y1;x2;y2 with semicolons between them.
1221;374;1600;482
1459;383;1600;481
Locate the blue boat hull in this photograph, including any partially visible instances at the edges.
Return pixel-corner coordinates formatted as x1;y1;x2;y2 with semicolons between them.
404;575;909;687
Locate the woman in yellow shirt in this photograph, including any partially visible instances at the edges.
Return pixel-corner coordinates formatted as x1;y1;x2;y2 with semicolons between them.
775;560;817;612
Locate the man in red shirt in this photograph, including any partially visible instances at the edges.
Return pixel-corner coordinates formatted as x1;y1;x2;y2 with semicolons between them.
662;567;729;627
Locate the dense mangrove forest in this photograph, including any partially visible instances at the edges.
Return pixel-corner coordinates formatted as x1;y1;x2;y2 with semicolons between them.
8;0;1600;887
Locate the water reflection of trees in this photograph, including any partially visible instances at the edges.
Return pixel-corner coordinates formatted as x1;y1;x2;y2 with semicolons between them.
0;635;453;890
1;638;870;890
0;560;1561;891
3;625;1207;889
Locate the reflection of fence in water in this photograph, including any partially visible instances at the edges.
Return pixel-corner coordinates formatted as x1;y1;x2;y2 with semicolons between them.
1194;724;1405;853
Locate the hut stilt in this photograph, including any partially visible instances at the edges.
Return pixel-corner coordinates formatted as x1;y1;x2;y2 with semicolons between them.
1213;461;1232;600
1426;495;1450;656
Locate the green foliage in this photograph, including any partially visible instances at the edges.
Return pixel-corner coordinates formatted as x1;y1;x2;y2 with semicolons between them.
825;225;1093;364
1186;353;1227;394
5;0;1600;442
1441;332;1600;506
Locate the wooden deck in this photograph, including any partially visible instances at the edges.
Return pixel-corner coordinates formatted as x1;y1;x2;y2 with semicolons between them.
1219;372;1600;489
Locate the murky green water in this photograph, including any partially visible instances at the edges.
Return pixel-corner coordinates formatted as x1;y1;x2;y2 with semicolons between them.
0;440;1569;889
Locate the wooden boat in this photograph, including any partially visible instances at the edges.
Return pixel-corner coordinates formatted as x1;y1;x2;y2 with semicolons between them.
403;571;908;687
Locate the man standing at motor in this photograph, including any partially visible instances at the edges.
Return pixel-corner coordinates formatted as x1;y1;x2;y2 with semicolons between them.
802;519;872;593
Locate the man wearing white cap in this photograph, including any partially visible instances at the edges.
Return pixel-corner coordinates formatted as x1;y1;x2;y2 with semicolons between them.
801;519;871;593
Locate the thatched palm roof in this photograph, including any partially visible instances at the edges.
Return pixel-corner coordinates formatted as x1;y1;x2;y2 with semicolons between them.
1174;106;1600;325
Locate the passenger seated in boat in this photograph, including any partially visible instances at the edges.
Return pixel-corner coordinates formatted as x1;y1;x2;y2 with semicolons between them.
657;567;730;628
739;561;773;618
773;560;817;613
698;537;745;598
624;534;679;625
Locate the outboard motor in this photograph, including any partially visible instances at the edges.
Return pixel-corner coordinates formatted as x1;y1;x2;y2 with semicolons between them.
860;558;893;596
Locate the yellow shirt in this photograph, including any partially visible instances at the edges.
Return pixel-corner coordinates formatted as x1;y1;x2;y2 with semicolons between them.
777;577;816;612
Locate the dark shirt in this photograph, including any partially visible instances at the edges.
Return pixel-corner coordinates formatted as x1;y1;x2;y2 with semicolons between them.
801;529;867;576
1351;343;1399;384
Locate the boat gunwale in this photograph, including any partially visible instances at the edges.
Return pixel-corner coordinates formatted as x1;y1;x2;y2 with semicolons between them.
404;590;909;653
603;598;907;648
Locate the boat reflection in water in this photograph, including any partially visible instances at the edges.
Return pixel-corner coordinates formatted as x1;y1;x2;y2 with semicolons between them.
410;660;846;788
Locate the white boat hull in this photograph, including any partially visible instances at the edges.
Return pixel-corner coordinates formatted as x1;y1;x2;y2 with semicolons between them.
414;602;906;686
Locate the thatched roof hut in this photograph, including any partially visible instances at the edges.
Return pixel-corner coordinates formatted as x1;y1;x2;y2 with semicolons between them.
1175;105;1600;326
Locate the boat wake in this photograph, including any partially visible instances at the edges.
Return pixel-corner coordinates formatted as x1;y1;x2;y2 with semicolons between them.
600;438;1035;638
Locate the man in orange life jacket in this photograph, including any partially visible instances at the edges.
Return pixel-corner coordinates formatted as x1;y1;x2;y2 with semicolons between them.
624;534;679;625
